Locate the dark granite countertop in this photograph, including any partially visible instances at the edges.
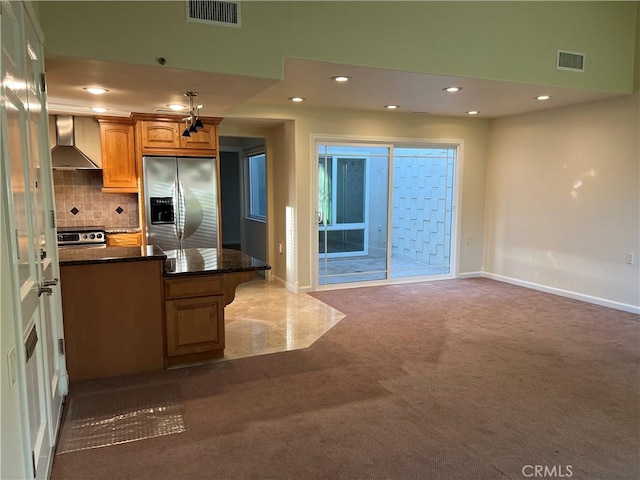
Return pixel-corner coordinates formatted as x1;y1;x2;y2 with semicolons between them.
163;248;271;277
104;227;142;234
59;245;166;266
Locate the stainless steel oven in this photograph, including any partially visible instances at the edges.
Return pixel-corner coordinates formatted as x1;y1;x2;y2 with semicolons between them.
56;226;107;248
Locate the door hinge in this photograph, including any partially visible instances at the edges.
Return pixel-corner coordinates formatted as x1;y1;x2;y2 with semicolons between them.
49;210;56;228
40;73;46;93
58;338;65;356
31;450;36;476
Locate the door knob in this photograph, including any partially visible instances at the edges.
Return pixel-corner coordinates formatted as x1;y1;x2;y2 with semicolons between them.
38;286;53;297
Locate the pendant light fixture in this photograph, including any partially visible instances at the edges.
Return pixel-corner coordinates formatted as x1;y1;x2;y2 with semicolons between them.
181;91;204;137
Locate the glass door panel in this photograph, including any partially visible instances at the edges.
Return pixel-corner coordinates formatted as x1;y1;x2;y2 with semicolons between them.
5;92;37;289
391;146;455;278
317;144;389;285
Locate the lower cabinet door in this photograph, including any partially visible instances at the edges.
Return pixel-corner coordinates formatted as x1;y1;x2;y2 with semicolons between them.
165;295;225;356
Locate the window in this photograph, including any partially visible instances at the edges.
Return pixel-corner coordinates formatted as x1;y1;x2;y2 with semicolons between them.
246;152;266;220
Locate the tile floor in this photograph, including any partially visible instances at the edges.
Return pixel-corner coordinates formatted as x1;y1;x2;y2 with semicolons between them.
223;279;346;360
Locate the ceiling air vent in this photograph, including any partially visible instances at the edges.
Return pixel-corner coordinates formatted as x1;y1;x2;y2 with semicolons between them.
557;50;585;72
186;0;241;27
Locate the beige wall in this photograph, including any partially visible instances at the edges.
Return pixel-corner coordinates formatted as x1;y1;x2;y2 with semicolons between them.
485;94;640;310
226;105;491;290
39;1;637;94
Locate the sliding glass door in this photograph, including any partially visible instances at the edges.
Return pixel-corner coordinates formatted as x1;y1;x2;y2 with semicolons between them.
316;140;457;288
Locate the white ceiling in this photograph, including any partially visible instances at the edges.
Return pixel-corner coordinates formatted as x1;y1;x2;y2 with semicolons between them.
45;55;622;122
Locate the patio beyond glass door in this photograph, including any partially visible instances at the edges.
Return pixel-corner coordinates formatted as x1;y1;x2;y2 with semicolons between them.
317;145;389;285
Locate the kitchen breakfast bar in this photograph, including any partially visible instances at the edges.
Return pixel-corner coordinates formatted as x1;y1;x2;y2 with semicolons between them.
59;247;270;382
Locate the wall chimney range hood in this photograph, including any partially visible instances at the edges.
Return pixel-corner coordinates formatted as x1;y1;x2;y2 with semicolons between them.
51;115;100;169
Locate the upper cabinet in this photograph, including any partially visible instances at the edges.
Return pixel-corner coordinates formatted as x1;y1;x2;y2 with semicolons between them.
180;124;216;151
97;118;137;193
135;115;222;157
139;121;180;150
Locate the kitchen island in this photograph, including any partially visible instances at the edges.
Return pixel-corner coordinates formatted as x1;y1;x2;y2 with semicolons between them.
58;244;165;266
59;246;270;381
59;246;167;382
162;248;270;366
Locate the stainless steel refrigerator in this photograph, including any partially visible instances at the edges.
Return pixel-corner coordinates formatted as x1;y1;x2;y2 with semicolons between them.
143;156;220;251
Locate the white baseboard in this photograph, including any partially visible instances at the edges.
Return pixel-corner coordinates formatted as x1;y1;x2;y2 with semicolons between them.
275;270;639;314
458;271;484;279
482;272;640;315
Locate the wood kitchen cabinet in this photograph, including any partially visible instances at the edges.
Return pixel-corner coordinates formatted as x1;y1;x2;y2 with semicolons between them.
98;118;137;193
179;124;217;150
139;120;180;150
106;232;142;246
163;275;226;366
135;115;222;156
139;120;217;151
60;257;165;382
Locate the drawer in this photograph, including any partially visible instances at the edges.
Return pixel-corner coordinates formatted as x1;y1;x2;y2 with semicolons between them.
164;275;224;299
106;232;142;246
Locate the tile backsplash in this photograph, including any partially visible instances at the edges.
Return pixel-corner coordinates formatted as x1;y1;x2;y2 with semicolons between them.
53;170;139;229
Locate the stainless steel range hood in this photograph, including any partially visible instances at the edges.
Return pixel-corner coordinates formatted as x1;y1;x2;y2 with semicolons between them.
51;115;100;169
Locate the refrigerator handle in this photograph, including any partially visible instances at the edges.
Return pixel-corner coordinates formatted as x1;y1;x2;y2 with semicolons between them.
173;179;180;243
177;179;186;241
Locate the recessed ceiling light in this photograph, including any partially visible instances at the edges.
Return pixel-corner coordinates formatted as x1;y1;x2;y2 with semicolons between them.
91;107;108;113
466;110;479;115
167;103;187;111
289;97;305;103
444;87;462;93
83;87;109;95
536;95;551;101
385;105;399;110
331;76;351;82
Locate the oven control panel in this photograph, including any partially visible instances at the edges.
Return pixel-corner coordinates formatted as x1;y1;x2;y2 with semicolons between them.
57;230;106;246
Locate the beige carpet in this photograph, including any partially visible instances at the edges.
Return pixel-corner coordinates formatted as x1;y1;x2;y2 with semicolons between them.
51;278;639;480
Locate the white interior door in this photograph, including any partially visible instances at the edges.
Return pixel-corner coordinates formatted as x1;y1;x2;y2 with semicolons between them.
3;77;52;480
23;8;67;431
1;2;60;478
